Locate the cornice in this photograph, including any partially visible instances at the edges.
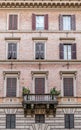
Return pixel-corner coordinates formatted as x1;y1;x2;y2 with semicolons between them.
0;0;81;9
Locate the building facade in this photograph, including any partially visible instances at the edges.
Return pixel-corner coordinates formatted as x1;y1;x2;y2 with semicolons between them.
0;0;81;129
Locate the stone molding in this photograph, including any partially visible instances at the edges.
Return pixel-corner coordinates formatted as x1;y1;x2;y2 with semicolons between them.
0;0;81;8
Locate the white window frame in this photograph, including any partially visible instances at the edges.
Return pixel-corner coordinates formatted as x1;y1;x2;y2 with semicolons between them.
7;13;19;30
4;74;19;97
36;15;44;30
34;41;46;60
63;15;71;31
61;74;76;97
6;40;19;60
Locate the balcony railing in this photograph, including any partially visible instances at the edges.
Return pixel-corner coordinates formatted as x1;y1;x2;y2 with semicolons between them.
23;94;58;105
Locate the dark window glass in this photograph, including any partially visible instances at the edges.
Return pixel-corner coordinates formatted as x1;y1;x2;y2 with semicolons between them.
35;114;45;123
6;114;16;129
65;114;74;129
8;43;17;59
35;43;44;59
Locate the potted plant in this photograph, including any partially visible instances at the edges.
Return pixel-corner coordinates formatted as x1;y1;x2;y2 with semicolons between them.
50;87;60;100
22;87;30;96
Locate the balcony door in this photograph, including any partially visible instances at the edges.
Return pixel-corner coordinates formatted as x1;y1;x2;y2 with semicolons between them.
35;78;45;94
35;78;45;101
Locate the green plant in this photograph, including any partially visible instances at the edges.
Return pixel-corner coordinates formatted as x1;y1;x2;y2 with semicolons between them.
50;87;60;95
22;87;30;95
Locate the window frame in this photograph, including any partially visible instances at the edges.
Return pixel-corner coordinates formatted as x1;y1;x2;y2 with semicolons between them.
63;15;71;31
4;74;19;97
6;114;16;129
34;41;46;60
65;114;74;129
6;41;19;60
7;13;19;31
36;15;44;30
61;74;76;97
35;114;45;123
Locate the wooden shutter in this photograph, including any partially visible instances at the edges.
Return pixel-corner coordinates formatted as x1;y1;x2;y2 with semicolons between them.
14;15;18;30
6;115;11;128
11;115;15;128
65;114;69;128
71;43;76;59
63;78;73;96
35;78;45;94
59;15;63;30
44;14;48;30
9;15;13;30
32;14;36;30
71;15;76;30
7;78;16;97
70;114;74;128
59;43;64;59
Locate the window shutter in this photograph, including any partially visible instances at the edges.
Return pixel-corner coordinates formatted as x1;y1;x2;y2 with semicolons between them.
44;14;48;30
71;43;76;59
59;43;64;59
63;78;73;96
6;115;11;128
70;114;74;128
9;15;13;30
71;15;76;30
12;43;17;59
59;15;63;30
65;114;69;128
11;115;15;128
35;78;45;94
7;78;16;97
32;14;36;30
14;15;18;30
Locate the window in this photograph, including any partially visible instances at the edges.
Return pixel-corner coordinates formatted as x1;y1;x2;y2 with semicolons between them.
8;43;17;59
32;14;48;30
36;16;44;30
59;15;76;30
35;114;45;123
6;114;16;129
8;14;18;30
63;78;74;96
59;43;76;60
65;114;74;129
35;43;45;59
6;78;17;97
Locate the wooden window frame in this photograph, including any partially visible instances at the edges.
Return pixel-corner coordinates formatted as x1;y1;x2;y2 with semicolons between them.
7;13;19;31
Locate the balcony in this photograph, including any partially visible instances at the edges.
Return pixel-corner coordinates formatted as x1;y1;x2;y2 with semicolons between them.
22;94;58;116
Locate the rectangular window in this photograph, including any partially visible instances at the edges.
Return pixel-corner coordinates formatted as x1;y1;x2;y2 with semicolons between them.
36;16;44;30
6;78;17;97
63;78;74;96
65;114;74;129
32;14;48;30
64;44;71;60
59;15;76;30
8;43;17;59
35;114;45;123
35;43;45;59
6;114;16;129
63;16;71;30
59;43;76;60
8;14;18;30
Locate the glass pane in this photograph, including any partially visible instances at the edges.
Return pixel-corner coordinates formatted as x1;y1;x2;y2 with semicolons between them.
68;45;71;59
36;16;44;30
64;45;67;60
63;16;71;30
